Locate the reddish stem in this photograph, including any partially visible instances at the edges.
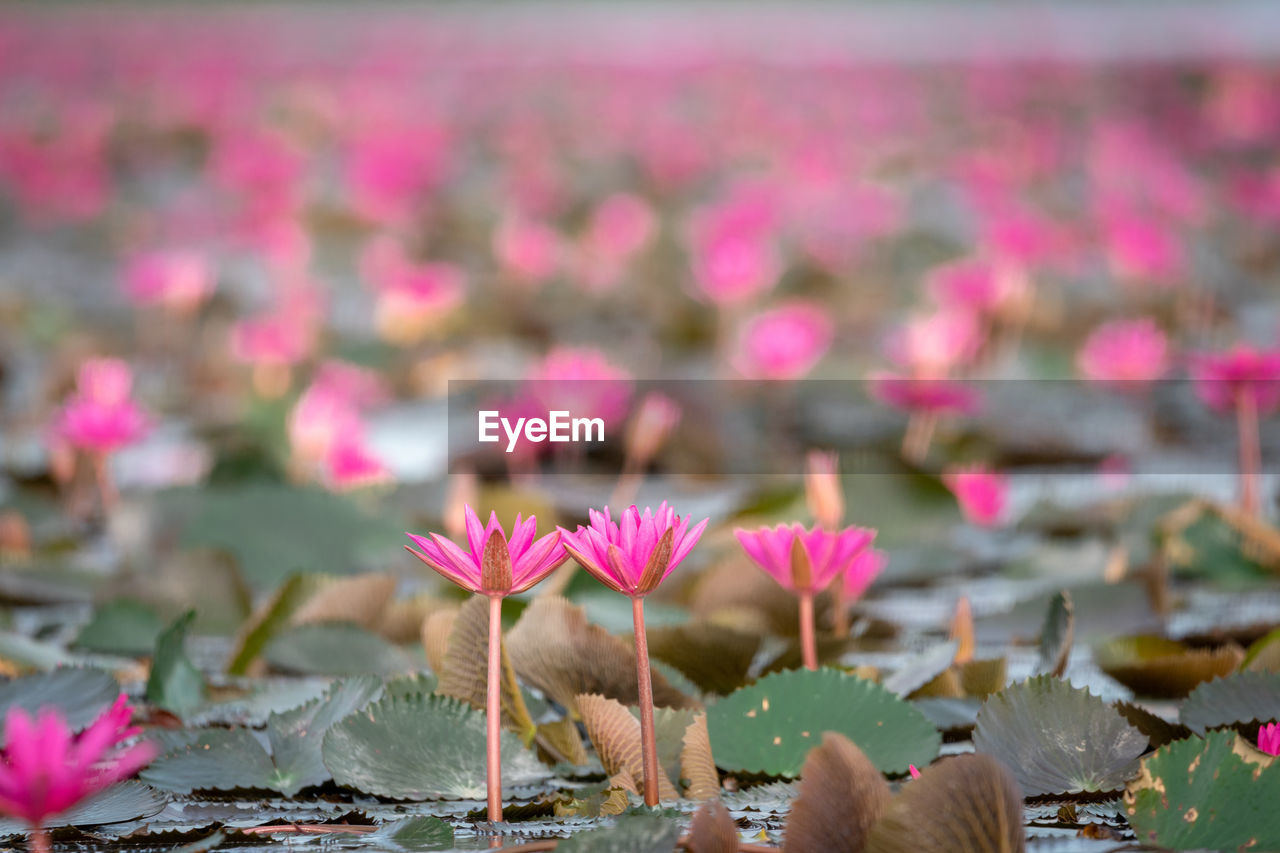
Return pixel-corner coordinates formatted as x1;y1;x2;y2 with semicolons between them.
1237;389;1262;516
798;591;817;670
631;595;660;806
29;827;49;853
92;452;116;516
487;594;504;823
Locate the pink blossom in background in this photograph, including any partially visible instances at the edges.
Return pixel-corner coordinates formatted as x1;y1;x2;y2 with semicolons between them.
868;373;982;416
943;465;1009;527
735;522;876;594
229;310;316;369
687;194;781;306
1103;211;1185;284
843;546;887;602
585;193;656;261
560;503;708;597
805;450;844;531
310;360;389;410
732;301;833;380
122;249;214;314
885;308;982;378
625;392;682;465
526;347;633;423
362;236;466;343
1189;345;1280;415
1076;318;1170;386
345;126;449;224
0;695;155;830
324;433;392;492
0;106;112;224
52;359;150;454
927;257;1026;317
406;505;567;595
1257;722;1280;756
493;215;562;286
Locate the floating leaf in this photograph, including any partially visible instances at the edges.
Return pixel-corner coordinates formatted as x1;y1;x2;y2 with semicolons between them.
1095;635;1242;699
435;596;535;743
264;622;415;676
1243;626;1280;673
685;800;737;853
865;754;1025;853
973;675;1146;796
1036;590;1073;678
646;623;760;696
0;781;165;833
321;692;550;799
956;657;1007;698
146;611;206;717
554;781;631;818
883;643;957;698
1125;730;1280;850
577;693;679;800
707;668;940;777
507;596;695;715
1180;671;1280;733
0;667;118;729
782;733;891;853
264;675;384;795
370;816;454;851
1113;701;1190;749
680;713;720;800
73;600;164;657
555;814;682;853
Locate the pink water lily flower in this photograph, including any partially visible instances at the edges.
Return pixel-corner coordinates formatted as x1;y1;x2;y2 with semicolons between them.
1189;345;1280;415
735;523;876;595
868;373;981;416
0;695;155;851
406;506;567;596
52;358;150;455
843;547;888;603
732;301;833;380
1257;722;1280;756
1076;318;1170;386
324;433;391;493
943;465;1009;527
560;503;709;598
122;249;214;314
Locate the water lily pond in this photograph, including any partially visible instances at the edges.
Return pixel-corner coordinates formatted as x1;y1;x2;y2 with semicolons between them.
2;3;1280;852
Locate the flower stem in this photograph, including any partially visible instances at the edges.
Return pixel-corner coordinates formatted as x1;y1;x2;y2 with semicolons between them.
29;827;49;853
798;591;817;670
1237;389;1262;516
631;595;660;806
487;594;504;824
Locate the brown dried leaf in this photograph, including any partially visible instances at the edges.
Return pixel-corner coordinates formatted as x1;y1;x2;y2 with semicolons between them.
553;780;632;817
957;657;1007;698
865;754;1025;853
686;799;738;853
577;693;680;801
421;606;458;676
507;596;697;715
950;596;975;665
381;594;450;644
681;713;720;800
783;733;891;853
435;596;536;742
647;623;760;696
536;716;589;767
290;572;397;629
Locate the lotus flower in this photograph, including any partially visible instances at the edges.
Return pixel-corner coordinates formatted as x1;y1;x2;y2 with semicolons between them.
732;301;833;380
560;503;708;806
943;465;1009;527
324;434;391;492
885;308;982;378
868;373;981;416
122;249;214;314
404;506;567;824
805;450;844;531
52;359;150;455
735;523;876;670
1076;318;1170;386
1258;722;1280;756
0;695;155;853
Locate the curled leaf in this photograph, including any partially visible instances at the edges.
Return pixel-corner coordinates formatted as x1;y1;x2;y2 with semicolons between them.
686;799;738;853
783;733;891;853
1095;635;1243;699
576;692;680;801
681;713;720;800
434;596;535;743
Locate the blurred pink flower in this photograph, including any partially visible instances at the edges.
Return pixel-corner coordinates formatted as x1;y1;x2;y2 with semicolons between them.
230;311;315;368
1076;318;1170;386
943;465;1009;527
560;503;708;598
927;257;1027;316
732;302;833;380
1189;345;1280;415
52;359;150;454
324;434;392;492
362;236;466;342
1103;212;1185;284
494;216;562;286
843;547;887;602
735;522;876;594
625;392;682;466
585;193;656;261
527;347;633;423
122;249;214;314
688;196;781;306
406;506;567;596
0;695;155;830
1257;722;1280;757
885;308;982;378
345;127;449;224
868;373;982;416
805;450;844;531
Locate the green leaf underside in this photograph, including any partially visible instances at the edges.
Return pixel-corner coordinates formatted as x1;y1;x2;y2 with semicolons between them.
0;667;118;730
1180;671;1280;733
263;622;414;676
1126;731;1280;850
556;814;683;853
0;781;165;834
321;692;551;799
706;667;940;777
973;675;1147;796
73;600;165;657
146;611;206;718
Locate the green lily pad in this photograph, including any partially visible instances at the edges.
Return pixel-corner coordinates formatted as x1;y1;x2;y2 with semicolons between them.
1095;635;1242;699
1125;730;1280;850
265;675;385;795
556;814;683;853
264;622;414;676
370;816;455;851
973;675;1147;796
0;781;165;834
1180;671;1280;733
162;484;401;589
73;600;165;657
321;692;551;799
0;667;118;729
146;611;206;717
706;668;940;777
